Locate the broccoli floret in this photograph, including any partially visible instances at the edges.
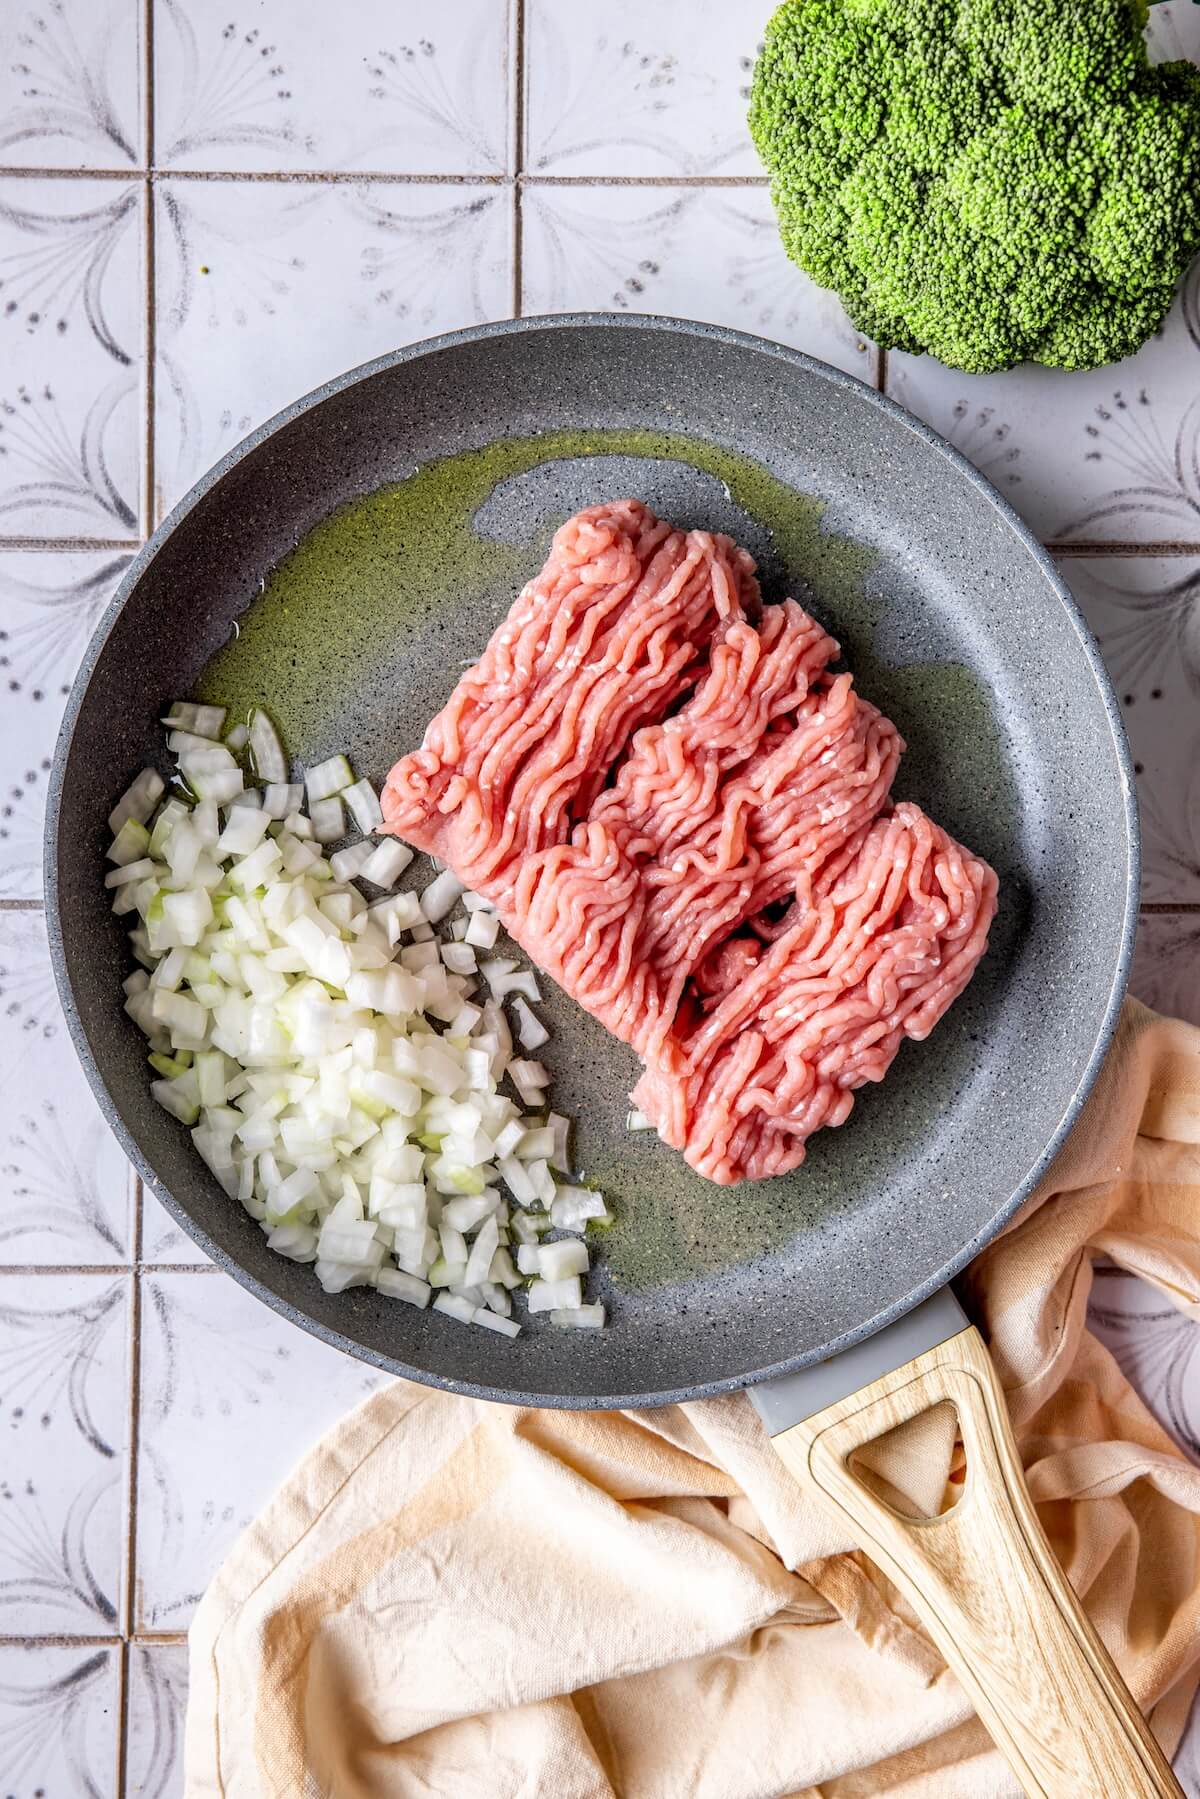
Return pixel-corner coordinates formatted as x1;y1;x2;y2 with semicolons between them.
749;0;1200;372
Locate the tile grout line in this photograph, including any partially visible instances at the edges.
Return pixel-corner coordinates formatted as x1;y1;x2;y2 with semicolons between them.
122;1266;145;1649
0;1631;191;1646
0;537;144;551
0;164;770;188
511;0;526;318
140;0;157;551
1;533;1199;558
164;169;511;185
115;1638;131;1799
0;1260;220;1275
0;1634;125;1648
1050;542;1200;558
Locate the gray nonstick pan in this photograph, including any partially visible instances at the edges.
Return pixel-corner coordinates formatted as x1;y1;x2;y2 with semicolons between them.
47;317;1172;1794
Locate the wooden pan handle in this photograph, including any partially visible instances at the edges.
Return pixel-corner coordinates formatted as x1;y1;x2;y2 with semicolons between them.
770;1324;1181;1798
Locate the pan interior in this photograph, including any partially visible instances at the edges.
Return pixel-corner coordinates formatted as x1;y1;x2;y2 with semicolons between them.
49;321;1134;1405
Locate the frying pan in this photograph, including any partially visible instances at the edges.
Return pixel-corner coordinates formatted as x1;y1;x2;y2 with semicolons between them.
46;316;1172;1794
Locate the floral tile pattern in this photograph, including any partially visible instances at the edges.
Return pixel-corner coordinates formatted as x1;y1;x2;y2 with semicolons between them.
155;0;510;175
0;549;131;896
0;1272;128;1636
135;1272;385;1631
1061;557;1200;905
525;0;762;178
1132;912;1200;1027
138;1186;211;1267
887;270;1200;549
154;176;512;516
0;0;142;171
1090;1263;1200;1462
521;183;875;378
0;910;132;1262
1148;0;1200;67
0;177;143;540
0;1642;120;1795
0;3;1199;1793
126;1643;188;1799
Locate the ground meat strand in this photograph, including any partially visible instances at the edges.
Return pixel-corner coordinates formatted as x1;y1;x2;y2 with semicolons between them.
382;501;998;1185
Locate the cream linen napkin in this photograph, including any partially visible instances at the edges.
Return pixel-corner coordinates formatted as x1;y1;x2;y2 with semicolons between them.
186;999;1200;1797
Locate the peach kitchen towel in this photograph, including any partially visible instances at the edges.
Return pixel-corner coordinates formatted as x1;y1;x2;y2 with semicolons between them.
185;999;1200;1798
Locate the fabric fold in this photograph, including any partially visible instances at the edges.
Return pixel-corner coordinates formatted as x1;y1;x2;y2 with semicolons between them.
187;1000;1200;1797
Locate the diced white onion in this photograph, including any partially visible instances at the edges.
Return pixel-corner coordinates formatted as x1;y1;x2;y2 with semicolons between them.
248;709;288;783
305;754;353;802
433;1292;477;1325
538;1238;589;1281
308;796;345;843
110;707;605;1334
109;768;165;836
527;1275;582;1314
329;841;374;883
512;996;548;1051
420;869;464;923
262;782;303;819
343;777;383;834
550;1304;605;1329
551;1186;608;1232
360;839;412;889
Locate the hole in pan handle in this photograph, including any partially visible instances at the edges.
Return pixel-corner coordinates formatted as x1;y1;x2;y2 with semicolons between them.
752;1292;1183;1799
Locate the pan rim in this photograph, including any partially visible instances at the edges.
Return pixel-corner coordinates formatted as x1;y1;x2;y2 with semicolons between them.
44;311;1140;1409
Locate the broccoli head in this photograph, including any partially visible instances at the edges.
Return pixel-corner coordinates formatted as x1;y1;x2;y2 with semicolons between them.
749;0;1200;372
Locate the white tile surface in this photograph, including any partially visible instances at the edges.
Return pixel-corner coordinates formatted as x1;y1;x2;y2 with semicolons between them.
0;0;142;170
0;550;131;897
1089;1262;1200;1461
0;9;1197;1796
1061;557;1200;904
0;1641;120;1794
526;0;761;177
0;1273;128;1634
139;1186;212;1266
1132;912;1200;1026
136;1270;386;1630
0;910;132;1263
522;183;875;378
126;1642;188;1799
887;270;1200;547
1148;0;1200;65
0;178;143;539
154;176;512;515
154;0;510;173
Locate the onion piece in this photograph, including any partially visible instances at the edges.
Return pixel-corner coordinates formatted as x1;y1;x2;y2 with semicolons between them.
330;841;374;883
527;1275;582;1314
262;782;304;819
109;769;165;837
112;706;606;1334
420;869;464;923
360;839;412;889
248;709;288;783
308;796;345;843
344;777;383;833
305;754;353;802
512;996;548;1050
550;1304;605;1329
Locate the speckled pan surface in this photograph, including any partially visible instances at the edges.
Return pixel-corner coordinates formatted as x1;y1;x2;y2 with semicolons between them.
45;315;1137;1408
